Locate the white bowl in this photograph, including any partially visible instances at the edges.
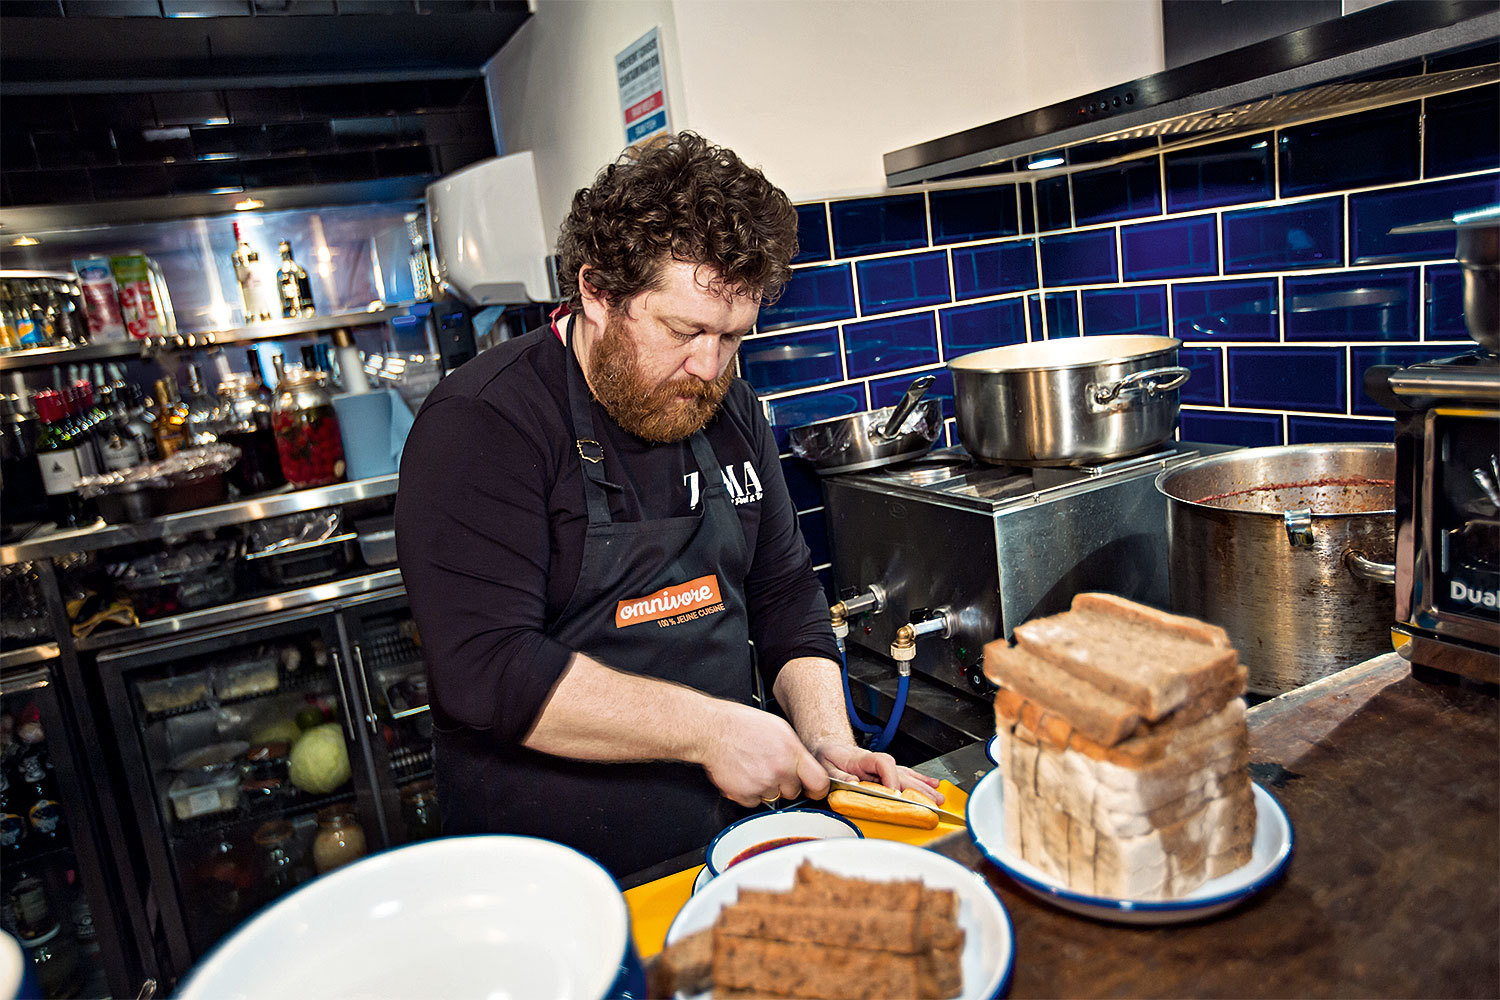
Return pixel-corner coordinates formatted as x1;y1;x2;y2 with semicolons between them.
704;807;862;877
177;835;643;1000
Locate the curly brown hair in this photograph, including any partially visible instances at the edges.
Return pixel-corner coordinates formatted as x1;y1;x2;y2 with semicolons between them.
555;132;799;311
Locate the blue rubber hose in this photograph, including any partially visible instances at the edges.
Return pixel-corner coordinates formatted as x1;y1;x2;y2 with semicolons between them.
868;671;909;754
839;642;884;735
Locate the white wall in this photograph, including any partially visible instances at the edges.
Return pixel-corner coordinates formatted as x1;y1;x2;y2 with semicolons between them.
484;0;685;241
487;0;1164;239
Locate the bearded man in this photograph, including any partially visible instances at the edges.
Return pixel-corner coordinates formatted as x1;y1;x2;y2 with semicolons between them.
395;133;940;877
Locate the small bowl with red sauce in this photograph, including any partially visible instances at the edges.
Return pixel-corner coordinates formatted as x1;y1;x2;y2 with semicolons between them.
705;808;863;879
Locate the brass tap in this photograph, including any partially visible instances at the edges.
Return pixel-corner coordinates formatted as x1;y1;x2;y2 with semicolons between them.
890;623;918;662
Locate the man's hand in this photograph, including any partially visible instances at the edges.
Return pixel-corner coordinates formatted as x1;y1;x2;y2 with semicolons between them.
810;741;945;805
698;702;831;808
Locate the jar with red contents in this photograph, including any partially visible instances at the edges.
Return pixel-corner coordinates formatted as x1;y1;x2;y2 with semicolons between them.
271;370;345;488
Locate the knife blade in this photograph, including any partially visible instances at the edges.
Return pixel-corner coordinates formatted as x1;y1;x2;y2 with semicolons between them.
827;778;967;825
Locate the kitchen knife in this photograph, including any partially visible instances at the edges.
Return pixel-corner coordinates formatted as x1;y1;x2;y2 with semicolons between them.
826;777;967;825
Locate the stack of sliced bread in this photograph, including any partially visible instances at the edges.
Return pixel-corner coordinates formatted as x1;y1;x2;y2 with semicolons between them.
983;592;1255;900
647;862;964;999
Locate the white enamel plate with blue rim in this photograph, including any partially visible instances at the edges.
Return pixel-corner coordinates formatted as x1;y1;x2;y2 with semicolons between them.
966;769;1293;925
666;838;1015;1000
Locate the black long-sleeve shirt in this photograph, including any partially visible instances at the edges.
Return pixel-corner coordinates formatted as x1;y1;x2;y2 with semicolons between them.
394;322;839;744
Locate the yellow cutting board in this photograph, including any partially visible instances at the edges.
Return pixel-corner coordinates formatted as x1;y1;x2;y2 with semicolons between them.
623;779;968;958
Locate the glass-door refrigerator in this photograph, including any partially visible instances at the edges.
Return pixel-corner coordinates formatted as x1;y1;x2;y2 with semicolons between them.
337;595;440;846
97;609;386;981
2;652;137;999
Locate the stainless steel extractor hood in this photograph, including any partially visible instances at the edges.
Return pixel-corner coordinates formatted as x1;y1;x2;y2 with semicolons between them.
884;0;1499;187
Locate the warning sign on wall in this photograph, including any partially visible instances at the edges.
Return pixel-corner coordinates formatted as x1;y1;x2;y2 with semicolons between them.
616;27;671;148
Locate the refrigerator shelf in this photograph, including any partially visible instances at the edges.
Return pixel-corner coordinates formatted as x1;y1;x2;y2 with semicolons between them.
167;788;357;843
137;660;334;726
390;747;433;784
3;842;77;873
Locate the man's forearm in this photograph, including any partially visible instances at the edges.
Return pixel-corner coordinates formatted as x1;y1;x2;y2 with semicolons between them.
522;652;723;764
771;656;856;756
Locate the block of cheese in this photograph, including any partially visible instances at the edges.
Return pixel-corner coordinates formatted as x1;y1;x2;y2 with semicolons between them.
986;593;1256;900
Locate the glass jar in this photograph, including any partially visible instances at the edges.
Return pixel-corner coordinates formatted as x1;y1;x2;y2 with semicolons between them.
270;371;345;489
400;780;441;842
217;374;285;494
312;805;366;874
253;819;310;903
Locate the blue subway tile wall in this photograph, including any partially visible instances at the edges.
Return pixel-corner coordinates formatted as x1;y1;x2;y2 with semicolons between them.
831;193;928;257
1080;286;1167;337
1283;269;1419;341
952;239;1037;298
1039;228;1118;286
746;80;1496;566
842;312;939;378
1122;216;1218;280
855;251;951;315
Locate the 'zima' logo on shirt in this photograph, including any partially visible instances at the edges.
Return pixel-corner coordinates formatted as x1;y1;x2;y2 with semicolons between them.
615;574;726;628
683;462;764;509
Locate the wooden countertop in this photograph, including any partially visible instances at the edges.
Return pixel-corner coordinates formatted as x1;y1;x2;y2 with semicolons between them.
926;653;1500;998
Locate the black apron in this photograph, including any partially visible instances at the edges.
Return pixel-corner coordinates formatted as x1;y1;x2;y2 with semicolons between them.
432;325;754;877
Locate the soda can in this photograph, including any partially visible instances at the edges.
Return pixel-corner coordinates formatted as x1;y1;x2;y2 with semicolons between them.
72;258;127;341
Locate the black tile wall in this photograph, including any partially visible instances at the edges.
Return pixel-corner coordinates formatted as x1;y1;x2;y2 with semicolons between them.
1;76;494;206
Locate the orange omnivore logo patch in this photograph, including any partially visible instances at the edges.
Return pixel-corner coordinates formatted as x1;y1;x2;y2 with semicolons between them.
615;574;722;628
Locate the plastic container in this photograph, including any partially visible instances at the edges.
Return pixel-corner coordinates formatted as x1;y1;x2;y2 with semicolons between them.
354;515;396;567
136;671;211;713
168;769;241;821
213;653;280;700
244;510;353;587
113;541;236;618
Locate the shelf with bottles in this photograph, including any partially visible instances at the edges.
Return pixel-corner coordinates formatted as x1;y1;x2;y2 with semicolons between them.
0;306;414;372
2;853;112;1000
167;786;357;844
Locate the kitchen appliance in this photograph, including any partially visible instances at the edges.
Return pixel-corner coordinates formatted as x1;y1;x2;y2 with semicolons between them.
949;335;1188;466
883;1;1498;185
1371;209;1500;688
822;444;1225;696
1156;444;1397;695
788;376;942;474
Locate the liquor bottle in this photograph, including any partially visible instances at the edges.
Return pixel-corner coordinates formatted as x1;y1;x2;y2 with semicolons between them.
67;380;105;473
0;284;21;352
152;378;190;458
16;749;64;846
0;392;49;524
7;869;81;1000
231;223;278;324
182;364;220;447
276;241;315;318
97;384;147;473
0;767;27;859
33;390;94;529
121;383;160;463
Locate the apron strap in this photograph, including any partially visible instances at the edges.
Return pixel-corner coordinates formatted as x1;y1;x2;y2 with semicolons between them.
563;316;726;526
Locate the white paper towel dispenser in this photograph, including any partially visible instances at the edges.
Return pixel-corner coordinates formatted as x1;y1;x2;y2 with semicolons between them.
426;151;557;305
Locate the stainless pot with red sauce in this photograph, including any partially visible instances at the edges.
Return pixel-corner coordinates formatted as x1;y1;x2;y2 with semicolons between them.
1156;444;1397;694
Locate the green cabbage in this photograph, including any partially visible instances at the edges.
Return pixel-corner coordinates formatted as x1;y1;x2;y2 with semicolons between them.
287;723;351;794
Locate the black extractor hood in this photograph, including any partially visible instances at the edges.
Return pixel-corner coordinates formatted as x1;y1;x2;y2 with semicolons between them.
884;0;1499;186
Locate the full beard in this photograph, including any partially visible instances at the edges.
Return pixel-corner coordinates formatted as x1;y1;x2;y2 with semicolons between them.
587;311;734;443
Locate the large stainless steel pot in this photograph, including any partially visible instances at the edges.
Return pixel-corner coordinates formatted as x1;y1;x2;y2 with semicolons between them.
788;376;942;475
949;335;1189;466
1156;444;1397;695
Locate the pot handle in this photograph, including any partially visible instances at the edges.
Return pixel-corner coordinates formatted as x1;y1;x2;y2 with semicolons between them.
1346;549;1397;585
1284;509;1315;547
875;375;936;440
1089;366;1191;408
